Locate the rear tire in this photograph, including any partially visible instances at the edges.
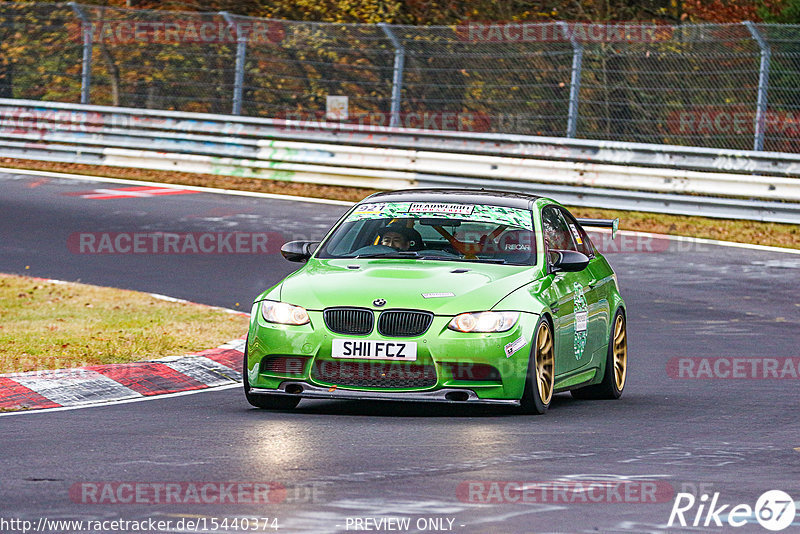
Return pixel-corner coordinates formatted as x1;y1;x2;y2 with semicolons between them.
520;317;555;415
243;342;301;410
571;308;627;400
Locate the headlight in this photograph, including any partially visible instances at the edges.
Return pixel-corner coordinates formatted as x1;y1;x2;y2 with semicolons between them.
448;311;519;333
261;300;310;325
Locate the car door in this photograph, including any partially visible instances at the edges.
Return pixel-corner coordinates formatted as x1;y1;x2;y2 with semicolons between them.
540;205;595;375
560;209;610;364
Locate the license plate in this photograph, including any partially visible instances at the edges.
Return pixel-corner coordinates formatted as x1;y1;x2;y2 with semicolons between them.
331;339;417;361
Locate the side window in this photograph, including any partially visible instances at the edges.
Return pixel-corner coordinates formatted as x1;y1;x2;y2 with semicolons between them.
326;219;381;255
561;210;595;258
542;206;578;253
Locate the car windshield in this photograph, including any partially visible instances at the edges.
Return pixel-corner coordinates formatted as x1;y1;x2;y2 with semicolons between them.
316;201;536;265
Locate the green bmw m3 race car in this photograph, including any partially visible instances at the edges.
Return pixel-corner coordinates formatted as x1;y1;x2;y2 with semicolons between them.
244;189;627;414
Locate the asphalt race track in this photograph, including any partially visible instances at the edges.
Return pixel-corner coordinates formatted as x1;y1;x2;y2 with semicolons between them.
1;171;798;533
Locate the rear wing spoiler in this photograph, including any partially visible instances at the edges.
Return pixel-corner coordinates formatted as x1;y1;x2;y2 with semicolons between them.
577;218;619;239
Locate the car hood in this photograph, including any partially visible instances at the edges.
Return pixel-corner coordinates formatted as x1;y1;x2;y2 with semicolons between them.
274;258;538;315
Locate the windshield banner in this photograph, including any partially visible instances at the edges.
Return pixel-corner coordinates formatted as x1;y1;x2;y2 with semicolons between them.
347;202;533;230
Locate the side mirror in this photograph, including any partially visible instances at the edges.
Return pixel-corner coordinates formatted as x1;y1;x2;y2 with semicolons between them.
280;241;319;263
549;250;590;273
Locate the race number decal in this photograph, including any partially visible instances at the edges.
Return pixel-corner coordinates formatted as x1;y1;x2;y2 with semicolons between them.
573;282;588;360
569;223;583;245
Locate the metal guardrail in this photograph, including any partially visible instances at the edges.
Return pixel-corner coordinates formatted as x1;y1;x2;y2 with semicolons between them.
1;99;799;224
7;3;800;153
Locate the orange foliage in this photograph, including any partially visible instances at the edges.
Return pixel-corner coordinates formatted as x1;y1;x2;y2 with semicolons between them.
682;0;781;22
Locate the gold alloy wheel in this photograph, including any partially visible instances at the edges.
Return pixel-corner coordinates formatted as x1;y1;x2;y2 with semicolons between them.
612;314;628;391
535;322;555;405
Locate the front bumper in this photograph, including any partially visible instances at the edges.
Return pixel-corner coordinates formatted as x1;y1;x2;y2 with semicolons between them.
246;308;539;402
248;382;520;405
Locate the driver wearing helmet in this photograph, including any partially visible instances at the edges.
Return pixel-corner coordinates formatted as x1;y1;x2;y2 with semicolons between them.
377;223;423;251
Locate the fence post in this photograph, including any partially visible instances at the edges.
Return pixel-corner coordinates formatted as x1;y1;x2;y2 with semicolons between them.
379;23;405;128
69;2;92;105
221;12;247;116
743;21;770;152
558;22;583;138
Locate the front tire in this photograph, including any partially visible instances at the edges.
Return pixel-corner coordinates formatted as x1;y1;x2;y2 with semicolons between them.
520;317;555;415
243;342;300;410
571;308;627;400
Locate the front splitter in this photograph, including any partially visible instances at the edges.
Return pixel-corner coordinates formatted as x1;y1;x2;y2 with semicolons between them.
248;381;520;406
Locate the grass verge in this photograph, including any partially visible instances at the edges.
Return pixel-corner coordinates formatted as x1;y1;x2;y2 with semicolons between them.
2;159;798;250
0;273;249;374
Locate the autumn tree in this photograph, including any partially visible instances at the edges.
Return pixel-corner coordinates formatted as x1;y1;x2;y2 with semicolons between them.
758;0;800;21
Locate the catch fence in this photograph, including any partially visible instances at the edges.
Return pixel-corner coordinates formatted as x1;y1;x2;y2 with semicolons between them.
1;3;800;152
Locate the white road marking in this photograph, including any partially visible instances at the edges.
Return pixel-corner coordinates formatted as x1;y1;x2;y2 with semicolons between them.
0;167;352;206
0;382;240;417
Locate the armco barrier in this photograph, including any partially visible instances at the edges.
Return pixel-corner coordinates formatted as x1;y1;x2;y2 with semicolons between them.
1;98;800;224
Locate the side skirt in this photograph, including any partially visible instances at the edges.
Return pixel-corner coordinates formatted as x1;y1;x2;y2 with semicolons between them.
554;368;598;393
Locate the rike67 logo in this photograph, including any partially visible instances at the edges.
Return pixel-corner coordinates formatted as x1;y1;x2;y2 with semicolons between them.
668;490;796;531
